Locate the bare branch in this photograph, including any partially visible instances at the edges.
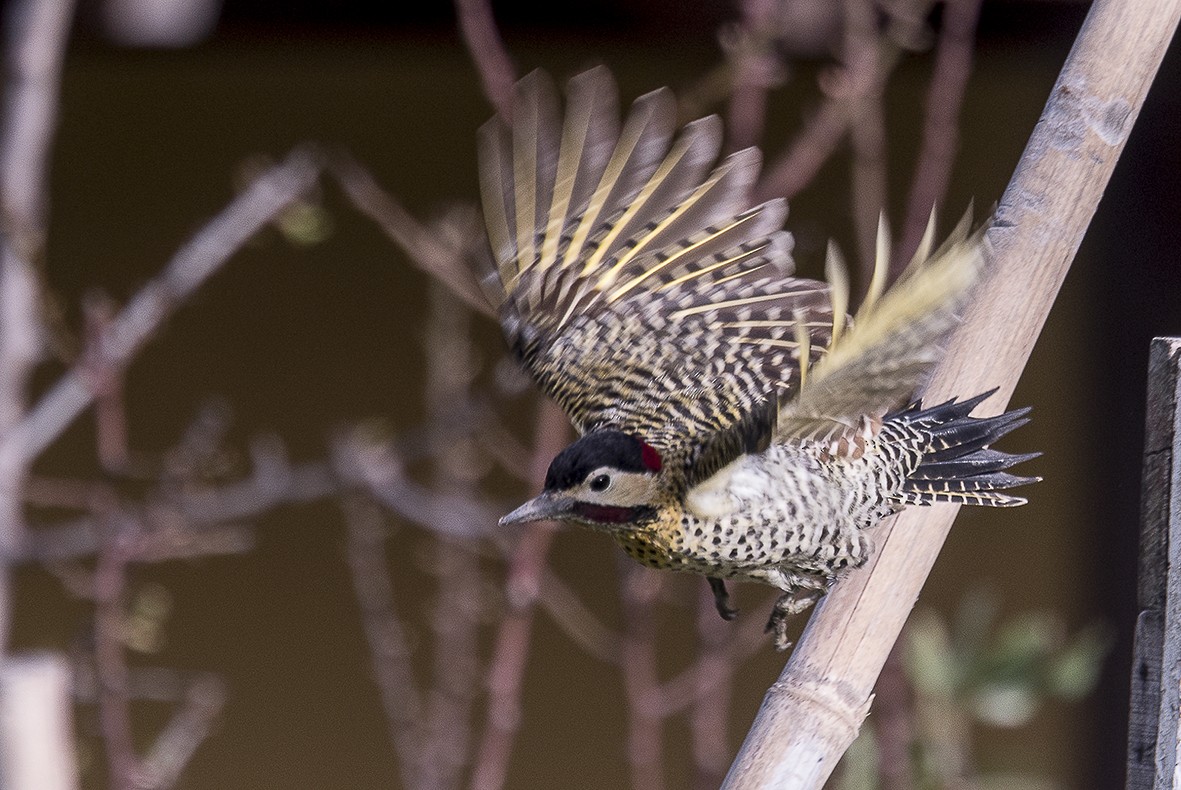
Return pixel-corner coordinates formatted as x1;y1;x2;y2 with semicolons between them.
454;0;517;118
895;0;984;268
329;153;494;318
136;674;226;790
725;0;1181;785
0;653;79;790
724;0;783;152
470;398;570;790
0;0;76;656
619;563;666;790
0;148;324;471
93;513;138;790
341;494;423;789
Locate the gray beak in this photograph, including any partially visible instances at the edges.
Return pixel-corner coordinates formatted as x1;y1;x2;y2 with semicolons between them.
499;493;572;527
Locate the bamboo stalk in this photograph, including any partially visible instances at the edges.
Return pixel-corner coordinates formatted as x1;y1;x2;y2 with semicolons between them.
723;0;1181;786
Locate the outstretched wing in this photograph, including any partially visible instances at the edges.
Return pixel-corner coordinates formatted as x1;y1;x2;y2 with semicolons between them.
778;212;987;444
477;67;835;479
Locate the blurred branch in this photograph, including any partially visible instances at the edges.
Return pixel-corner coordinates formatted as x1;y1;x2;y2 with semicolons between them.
419;285;484;790
0;147;324;471
470;397;569;790
0;0;76;659
136;673;227;790
689;584;736;790
334;430;502;539
896;0;984;268
753;2;930;206
455;0;517;119
341;494;424;790
84;291;130;475
873;643;915;790
0;654;79;790
654;588;775;718
93;511;138;790
724;0;783;152
843;0;888;275
21;433;337;564
329;153;495;318
619;563;666;790
537;568;621;664
0;2;78;787
724;0;1181;785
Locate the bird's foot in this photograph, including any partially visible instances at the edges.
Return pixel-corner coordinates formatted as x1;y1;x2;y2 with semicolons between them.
707;577;739;621
764;590;823;651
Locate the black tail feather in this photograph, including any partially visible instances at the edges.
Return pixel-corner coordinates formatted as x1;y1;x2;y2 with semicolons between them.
891;389;1040;507
910;449;1042;480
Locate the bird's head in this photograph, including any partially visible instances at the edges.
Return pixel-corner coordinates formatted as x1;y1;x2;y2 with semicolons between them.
499;430;664;530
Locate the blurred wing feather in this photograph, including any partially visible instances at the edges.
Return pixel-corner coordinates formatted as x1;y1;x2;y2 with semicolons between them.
477;67;834;476
779;215;986;441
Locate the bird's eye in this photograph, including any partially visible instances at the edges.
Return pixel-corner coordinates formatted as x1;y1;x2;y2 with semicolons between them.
589;474;611;492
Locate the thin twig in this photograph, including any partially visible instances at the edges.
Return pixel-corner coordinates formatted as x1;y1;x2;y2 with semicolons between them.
136;673;227;790
454;0;517;119
895;0;984;269
329;153;494;318
725;0;782;152
619;562;665;790
94;512;138;790
0;148;324;471
470;398;569;790
341;494;423;790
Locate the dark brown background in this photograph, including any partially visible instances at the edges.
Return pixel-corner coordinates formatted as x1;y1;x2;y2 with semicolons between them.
10;1;1181;787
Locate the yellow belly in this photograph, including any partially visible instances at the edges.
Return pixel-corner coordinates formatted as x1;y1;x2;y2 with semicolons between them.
613;527;684;571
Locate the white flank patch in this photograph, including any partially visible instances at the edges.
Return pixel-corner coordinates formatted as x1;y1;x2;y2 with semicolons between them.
685;454;770;519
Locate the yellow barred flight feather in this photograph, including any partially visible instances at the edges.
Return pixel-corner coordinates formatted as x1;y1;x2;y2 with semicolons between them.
779;210;986;441
476;66;835;472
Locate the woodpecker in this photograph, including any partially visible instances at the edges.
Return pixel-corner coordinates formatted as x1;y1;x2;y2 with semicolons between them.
478;67;1038;650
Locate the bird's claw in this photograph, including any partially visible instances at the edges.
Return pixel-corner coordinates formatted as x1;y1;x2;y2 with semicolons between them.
764;590;823;651
708;577;740;621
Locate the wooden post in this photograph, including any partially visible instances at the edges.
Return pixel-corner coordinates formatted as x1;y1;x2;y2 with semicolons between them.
723;0;1181;786
1127;337;1181;790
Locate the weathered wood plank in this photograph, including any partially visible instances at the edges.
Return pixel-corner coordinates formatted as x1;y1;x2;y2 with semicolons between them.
1127;337;1181;790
